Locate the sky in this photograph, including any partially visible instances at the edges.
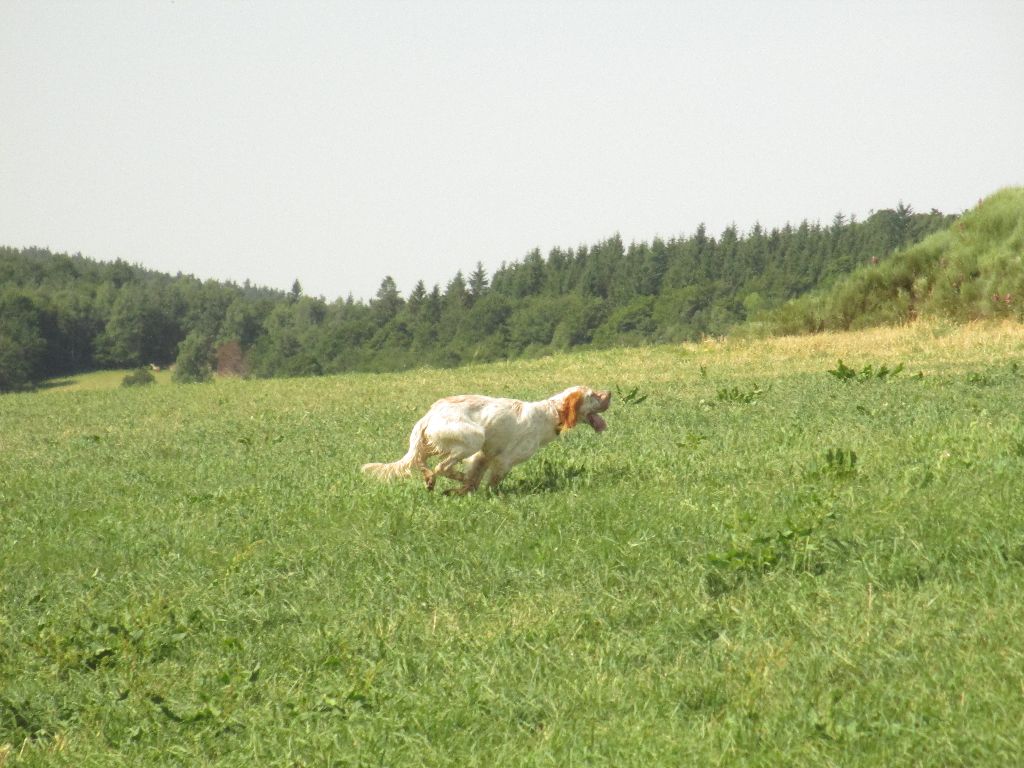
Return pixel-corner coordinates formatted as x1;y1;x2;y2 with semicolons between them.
2;1;1023;302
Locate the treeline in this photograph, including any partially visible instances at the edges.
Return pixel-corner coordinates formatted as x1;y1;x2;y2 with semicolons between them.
0;203;954;391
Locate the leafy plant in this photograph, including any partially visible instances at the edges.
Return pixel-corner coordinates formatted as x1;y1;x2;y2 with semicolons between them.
966;362;1022;387
677;432;708;448
716;383;768;403
705;509;840;596
1010;438;1024;459
966;371;996;386
822;447;858;478
827;359;904;382
614;384;649;405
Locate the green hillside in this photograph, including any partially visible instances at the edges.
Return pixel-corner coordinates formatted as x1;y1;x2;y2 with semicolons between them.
763;187;1024;334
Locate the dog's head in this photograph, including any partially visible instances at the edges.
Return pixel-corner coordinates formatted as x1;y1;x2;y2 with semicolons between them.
554;386;612;433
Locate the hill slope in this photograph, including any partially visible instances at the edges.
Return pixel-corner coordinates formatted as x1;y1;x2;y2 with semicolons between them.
762;187;1024;334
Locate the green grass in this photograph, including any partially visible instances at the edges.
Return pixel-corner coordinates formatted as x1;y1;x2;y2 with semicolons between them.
3;322;1024;766
37;369;173;393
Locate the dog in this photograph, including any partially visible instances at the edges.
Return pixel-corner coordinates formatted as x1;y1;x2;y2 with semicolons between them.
362;386;611;494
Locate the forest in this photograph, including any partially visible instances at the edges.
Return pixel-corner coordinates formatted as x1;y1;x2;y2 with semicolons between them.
0;203;954;392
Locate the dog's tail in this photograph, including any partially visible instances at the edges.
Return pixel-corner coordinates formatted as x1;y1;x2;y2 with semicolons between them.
361;417;429;481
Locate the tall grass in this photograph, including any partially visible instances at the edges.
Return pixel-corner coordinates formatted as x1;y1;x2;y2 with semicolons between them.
2;321;1024;765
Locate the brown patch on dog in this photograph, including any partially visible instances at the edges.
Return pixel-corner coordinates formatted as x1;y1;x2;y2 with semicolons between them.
556;390;584;432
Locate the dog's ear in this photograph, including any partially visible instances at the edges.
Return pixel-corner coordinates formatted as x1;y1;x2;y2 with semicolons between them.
557;390;584;432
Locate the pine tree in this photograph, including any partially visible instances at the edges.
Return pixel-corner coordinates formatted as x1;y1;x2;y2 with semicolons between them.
407;280;428;316
468;262;489;302
444;272;469;309
371;276;403;325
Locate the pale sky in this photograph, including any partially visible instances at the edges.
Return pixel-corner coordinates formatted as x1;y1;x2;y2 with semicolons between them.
2;1;1022;301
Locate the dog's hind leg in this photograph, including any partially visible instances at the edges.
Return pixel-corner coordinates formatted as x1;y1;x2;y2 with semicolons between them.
422;422;484;491
443;453;489;496
423;454;467;491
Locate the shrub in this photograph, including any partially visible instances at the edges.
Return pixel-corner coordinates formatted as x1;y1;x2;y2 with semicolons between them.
121;367;156;387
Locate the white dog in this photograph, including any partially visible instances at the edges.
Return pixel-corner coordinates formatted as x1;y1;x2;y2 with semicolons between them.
362;386;611;494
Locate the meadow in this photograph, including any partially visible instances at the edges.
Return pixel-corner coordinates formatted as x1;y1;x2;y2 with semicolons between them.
2;321;1023;766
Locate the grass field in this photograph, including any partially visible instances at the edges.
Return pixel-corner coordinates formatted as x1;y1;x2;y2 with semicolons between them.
36;369;174;394
3;322;1024;766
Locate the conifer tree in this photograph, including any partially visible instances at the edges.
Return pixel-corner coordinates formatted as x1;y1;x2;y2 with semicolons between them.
468;262;489;302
